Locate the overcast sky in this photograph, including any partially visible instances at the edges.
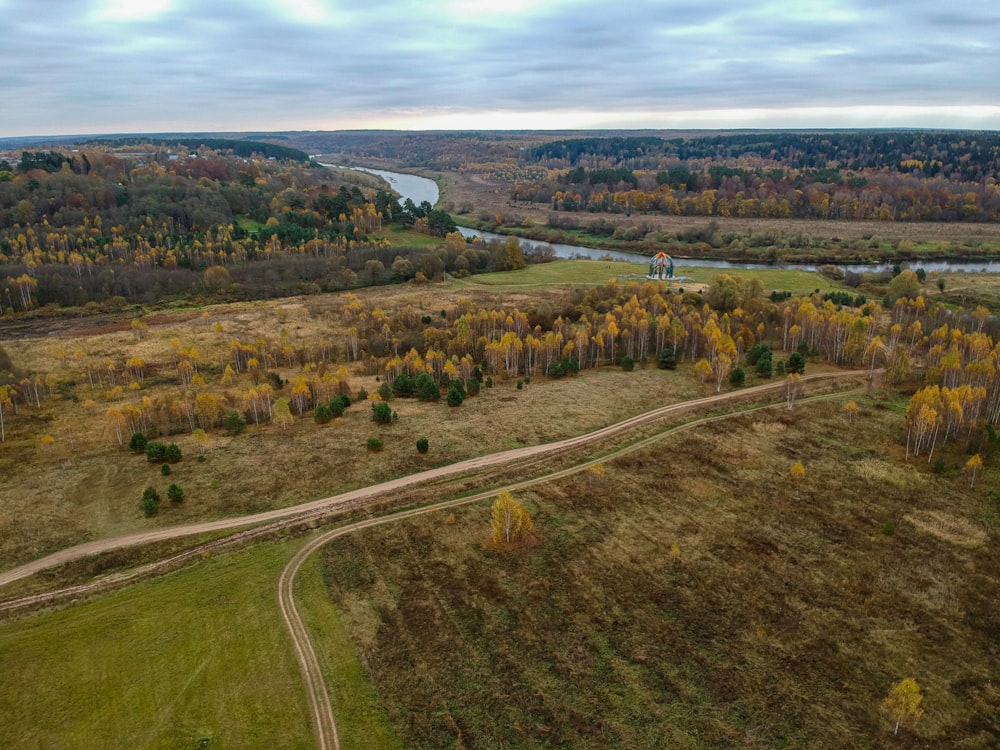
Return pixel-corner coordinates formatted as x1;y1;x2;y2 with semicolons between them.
4;0;999;137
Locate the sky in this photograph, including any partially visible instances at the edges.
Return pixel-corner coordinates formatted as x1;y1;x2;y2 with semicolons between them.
4;0;1000;137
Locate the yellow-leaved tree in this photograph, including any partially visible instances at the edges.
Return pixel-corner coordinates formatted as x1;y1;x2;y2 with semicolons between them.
491;491;533;545
882;678;923;736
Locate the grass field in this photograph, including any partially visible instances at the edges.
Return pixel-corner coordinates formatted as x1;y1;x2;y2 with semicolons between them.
319;393;1000;749
0;535;405;749
0;540;318;749
465;259;840;296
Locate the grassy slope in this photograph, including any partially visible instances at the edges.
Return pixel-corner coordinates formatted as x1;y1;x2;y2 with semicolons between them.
319;393;1000;749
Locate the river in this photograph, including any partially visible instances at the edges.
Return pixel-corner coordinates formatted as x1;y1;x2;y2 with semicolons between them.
335;165;1000;274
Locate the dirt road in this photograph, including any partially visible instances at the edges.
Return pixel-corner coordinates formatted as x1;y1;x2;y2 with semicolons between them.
0;371;868;749
0;371;867;595
275;378;868;750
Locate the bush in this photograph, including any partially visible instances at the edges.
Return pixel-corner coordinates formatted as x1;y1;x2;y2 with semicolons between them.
366;437;383;452
371;401;393;424
729;366;746;387
314;404;333;424
416;437;429;454
160;463;172;476
516;380;524;390
223;410;246;436
167;483;185;503
416;372;440;401
786;351;806;374
621;356;635;372
883;520;895;536
657;348;677;370
129;432;148;453
756;354;773;378
164;443;182;463
746;343;771;366
141;486;161;517
447;381;465;407
355;387;368;402
466;377;480;396
328;398;345;418
145;441;167;462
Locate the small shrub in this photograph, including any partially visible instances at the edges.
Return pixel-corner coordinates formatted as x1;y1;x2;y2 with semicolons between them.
164;443;182;463
729;366;745;387
371;401;393;424
160;463;172;476
883;520;895;536
485;376;494;388
141;486;161;517
933;458;946;474
129;432;148;453
145;441;167;462
355;387;368;402
516;380;524;390
786;351;806;375
314;404;333;424
167;483;185;502
447;382;465;407
657;348;677;370
416;437;429;454
621;356;635;372
223;410;246;436
367;437;383;452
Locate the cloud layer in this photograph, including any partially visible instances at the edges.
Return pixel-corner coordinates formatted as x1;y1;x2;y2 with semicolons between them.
4;0;998;136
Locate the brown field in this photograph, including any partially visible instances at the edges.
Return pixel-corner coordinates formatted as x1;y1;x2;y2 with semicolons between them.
0;283;712;570
320;393;1000;748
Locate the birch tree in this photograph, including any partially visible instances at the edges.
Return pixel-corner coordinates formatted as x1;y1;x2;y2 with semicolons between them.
491;491;533;545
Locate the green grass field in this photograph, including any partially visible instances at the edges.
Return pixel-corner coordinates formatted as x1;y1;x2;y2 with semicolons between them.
0;538;399;749
465;259;840;296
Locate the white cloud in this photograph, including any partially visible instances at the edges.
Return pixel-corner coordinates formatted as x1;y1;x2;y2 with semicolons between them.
2;0;999;136
92;0;174;23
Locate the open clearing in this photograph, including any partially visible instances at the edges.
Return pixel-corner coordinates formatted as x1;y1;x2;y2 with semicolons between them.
319;392;1000;749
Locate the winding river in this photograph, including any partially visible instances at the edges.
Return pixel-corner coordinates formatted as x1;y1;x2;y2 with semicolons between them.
338;165;1000;274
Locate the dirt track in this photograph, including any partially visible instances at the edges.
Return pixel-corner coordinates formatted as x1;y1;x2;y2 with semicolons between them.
0;372;869;750
0;371;866;593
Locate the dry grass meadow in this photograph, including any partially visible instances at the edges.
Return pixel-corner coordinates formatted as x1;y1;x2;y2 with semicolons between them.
0;281;709;571
320;393;1000;749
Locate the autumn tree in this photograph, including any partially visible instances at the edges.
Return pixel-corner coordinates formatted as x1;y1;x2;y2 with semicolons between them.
0;385;13;442
844;400;858;424
274;397;294;430
491;491;533;545
881;678;924;736
785;373;801;410
965;454;983;487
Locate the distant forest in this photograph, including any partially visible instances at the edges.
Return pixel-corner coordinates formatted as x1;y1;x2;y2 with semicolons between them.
513;132;1000;222
0;145;527;312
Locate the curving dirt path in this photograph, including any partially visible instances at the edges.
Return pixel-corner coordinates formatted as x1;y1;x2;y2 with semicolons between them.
0;371;866;593
0;371;870;749
274;375;870;750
